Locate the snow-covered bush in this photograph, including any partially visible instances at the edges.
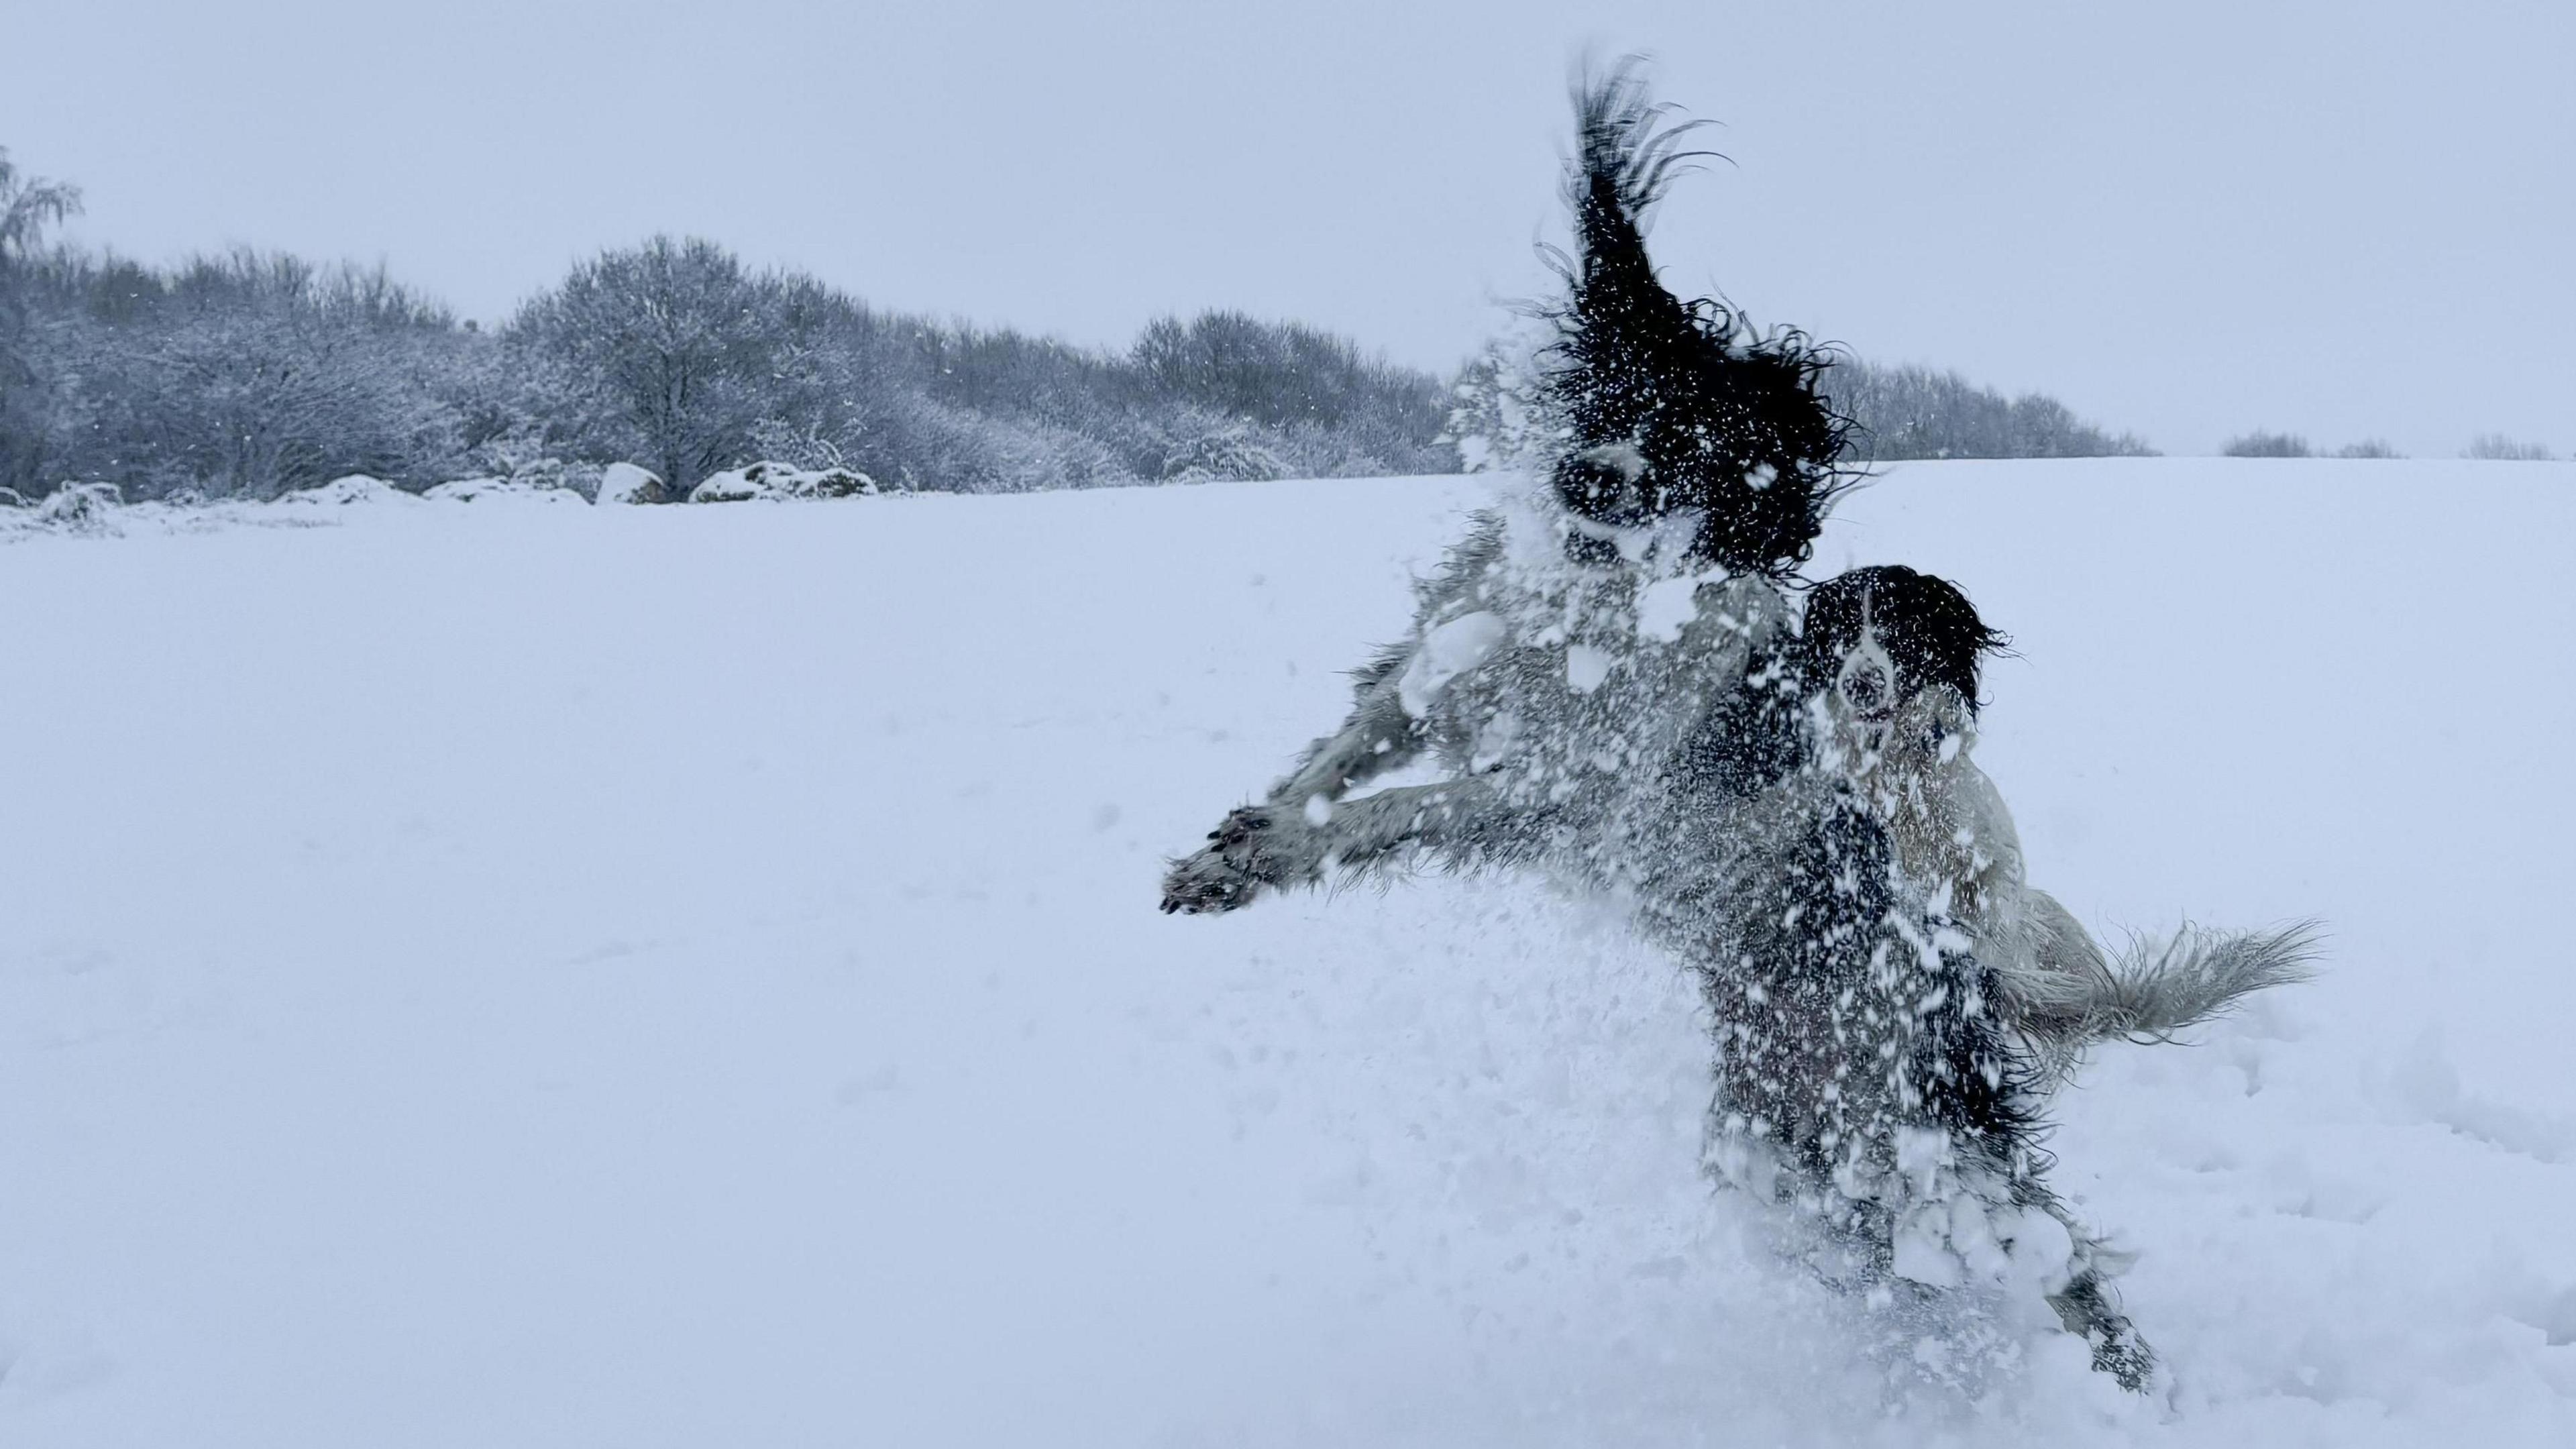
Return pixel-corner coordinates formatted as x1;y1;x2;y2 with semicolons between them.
745;417;850;475
2224;431;2312;459
2463;433;2557;462
849;392;1132;494
456;433;607;498
11;249;476;500
1159;426;1287;484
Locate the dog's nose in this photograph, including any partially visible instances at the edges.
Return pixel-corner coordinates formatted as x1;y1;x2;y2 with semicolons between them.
1839;663;1889;715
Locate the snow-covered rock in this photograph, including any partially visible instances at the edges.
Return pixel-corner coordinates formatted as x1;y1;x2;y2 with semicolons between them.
423;476;590;505
278;474;425;508
688;466;777;504
595;462;671;506
689;460;881;503
799;465;880;498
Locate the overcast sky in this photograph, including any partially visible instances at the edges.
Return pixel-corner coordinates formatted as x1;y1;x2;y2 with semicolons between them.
5;1;2567;457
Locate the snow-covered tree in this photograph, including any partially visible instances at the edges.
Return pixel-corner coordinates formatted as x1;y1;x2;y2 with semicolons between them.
0;148;83;496
2463;433;2556;462
509;237;839;496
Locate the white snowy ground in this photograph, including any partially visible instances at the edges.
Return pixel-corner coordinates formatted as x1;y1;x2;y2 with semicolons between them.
3;462;2573;1446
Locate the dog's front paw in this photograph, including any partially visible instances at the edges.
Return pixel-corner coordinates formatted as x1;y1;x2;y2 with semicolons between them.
1157;806;1324;915
1159;845;1264;915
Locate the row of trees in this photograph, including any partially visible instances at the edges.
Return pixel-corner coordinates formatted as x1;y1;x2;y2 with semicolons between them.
5;146;2180;505
505;238;1456;496
0;154;1453;502
2224;431;2559;461
1827;362;2154;462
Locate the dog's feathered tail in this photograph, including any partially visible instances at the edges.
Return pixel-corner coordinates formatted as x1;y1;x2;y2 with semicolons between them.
2093;922;2322;1042
2012;920;2320;1085
1541;59;1856;576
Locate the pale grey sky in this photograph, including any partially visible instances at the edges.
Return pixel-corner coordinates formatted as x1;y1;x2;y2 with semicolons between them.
5;0;2567;457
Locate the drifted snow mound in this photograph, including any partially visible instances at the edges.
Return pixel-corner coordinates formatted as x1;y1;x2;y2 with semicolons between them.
595;462;671;506
423;476;590;505
3;481;125;537
689;460;881;503
9;482;337;541
277;475;426;508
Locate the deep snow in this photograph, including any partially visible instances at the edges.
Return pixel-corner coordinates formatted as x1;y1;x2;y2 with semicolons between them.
3;461;2573;1446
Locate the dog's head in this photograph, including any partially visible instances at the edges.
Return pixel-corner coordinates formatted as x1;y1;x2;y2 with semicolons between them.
1544;64;1854;576
1795;565;2008;743
1546;339;1851;576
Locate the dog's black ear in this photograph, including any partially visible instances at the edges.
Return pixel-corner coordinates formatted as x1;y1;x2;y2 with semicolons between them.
1540;59;1856;576
1562;61;1715;367
1886;568;2009;708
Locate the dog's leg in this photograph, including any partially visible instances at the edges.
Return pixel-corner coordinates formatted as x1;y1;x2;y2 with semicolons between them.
2028;1199;2159;1393
1316;777;1550;874
1718;792;2167;1394
1269;645;1427;808
1268;514;1515;808
1157;655;1436;916
2048;1271;2158;1391
1162;516;1519;918
1159;777;1538;914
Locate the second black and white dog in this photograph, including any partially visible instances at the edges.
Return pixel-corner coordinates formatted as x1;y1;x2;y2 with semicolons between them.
1160;66;2312;1393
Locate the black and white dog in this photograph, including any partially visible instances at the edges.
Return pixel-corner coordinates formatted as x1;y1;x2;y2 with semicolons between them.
1161;66;2311;1393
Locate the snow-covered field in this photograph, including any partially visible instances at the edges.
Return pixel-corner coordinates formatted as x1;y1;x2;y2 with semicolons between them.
3;461;2573;1446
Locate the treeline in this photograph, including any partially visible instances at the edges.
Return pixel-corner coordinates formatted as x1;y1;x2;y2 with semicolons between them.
0;155;1450;502
2222;431;2559;462
4;148;2165;504
1831;362;2154;462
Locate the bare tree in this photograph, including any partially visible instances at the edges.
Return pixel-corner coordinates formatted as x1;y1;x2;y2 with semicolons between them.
2463;433;2556;462
0;148;80;269
2223;431;2312;458
511;236;804;493
0;148;84;495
